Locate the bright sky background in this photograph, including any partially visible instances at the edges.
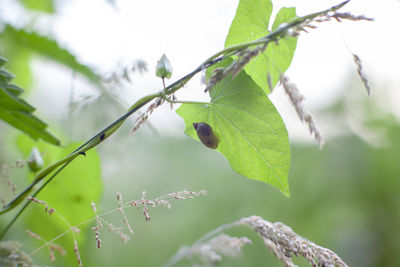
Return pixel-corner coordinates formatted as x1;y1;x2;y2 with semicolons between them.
2;0;400;144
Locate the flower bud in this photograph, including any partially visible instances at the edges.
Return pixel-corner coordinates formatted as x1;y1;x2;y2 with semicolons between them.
155;54;173;79
28;147;44;172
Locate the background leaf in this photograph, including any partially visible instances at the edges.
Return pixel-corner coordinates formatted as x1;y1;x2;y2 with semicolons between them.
0;56;60;145
0;25;100;85
225;0;297;93
19;0;54;13
17;135;103;266
177;60;290;196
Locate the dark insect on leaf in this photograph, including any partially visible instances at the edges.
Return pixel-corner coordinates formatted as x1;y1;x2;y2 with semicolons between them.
79;152;86;157
193;122;219;149
100;133;105;140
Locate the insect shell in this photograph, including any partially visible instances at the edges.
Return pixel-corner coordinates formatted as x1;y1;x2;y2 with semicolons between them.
193;122;219;149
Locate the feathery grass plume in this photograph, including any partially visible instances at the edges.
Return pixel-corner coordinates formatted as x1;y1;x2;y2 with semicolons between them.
191;234;251;265
241;216;348;267
165;216;348;267
351;53;371;96
279;75;324;148
0;241;34;267
164;233;251;267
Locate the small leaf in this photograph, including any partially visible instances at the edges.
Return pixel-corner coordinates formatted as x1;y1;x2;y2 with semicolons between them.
225;0;297;93
177;60;290;196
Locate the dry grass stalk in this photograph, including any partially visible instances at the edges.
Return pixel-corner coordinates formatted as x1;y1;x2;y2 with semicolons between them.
279;75;324;148
1;160;25;197
131;97;164;134
131;112;148;134
27;197;82;266
91;202;103;248
241;216;348;267
205;44;267;93
26;230;66;263
89;190;206;247
106;222;131;243
48;244;66;263
26;197;55;215
24;190;205;264
227;44;267;78
204;67;225;93
73;240;82;267
332;12;373;22
117;192;134;234
282;3;373;39
352;53;371;96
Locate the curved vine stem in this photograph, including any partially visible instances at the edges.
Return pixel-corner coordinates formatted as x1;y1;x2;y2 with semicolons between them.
0;0;350;238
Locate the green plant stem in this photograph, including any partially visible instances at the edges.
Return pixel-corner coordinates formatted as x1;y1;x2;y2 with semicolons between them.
160;79;209;106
